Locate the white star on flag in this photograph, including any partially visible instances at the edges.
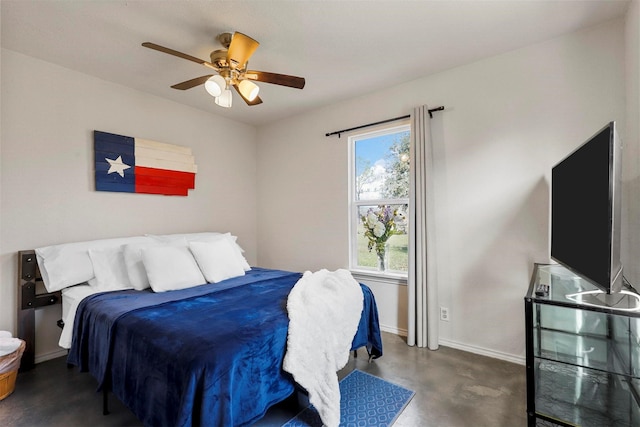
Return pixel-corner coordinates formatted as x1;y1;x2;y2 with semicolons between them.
105;155;131;178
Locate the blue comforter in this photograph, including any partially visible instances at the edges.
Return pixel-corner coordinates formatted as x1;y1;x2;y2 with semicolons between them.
67;268;382;427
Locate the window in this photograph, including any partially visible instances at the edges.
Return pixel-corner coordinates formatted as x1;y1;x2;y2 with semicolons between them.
349;123;410;275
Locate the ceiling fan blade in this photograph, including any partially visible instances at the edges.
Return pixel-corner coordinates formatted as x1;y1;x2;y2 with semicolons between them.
227;32;259;69
233;84;263;106
171;75;214;90
245;71;305;89
142;42;217;69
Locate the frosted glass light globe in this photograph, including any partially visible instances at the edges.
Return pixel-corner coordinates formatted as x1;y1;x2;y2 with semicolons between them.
204;75;226;97
215;89;233;108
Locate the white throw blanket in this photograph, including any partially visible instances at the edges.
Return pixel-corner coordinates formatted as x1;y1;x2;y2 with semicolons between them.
283;269;364;427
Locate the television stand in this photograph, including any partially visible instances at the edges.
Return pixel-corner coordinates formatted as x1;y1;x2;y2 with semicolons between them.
565;289;640;312
525;263;640;426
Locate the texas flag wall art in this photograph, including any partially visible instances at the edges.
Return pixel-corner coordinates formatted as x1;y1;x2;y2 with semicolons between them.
94;131;197;196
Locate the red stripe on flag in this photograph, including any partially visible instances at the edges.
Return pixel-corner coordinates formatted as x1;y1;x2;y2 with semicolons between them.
136;166;195;188
134;166;195;196
135;184;188;196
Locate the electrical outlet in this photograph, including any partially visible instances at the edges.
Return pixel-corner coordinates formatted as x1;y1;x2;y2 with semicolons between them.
440;306;450;322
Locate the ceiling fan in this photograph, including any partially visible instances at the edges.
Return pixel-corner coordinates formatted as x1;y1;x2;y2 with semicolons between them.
142;32;305;108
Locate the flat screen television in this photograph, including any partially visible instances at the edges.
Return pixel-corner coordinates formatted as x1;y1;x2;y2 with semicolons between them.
551;121;623;294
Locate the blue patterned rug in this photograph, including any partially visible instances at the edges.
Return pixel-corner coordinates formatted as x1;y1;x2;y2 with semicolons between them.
282;370;415;427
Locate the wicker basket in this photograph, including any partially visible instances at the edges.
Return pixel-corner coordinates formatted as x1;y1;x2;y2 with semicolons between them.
0;370;17;400
0;339;25;400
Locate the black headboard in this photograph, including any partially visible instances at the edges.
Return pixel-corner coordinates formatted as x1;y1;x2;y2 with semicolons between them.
17;250;61;371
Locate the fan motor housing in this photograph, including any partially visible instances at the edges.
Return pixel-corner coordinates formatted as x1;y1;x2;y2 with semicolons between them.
210;49;229;68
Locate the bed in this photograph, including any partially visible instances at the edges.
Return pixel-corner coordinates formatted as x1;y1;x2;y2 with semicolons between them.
21;232;382;427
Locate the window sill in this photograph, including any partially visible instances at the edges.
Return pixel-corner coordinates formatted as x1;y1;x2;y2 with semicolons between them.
350;269;408;286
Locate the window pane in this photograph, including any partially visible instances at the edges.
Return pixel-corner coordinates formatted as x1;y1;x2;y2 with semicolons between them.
356;204;409;272
354;130;410;201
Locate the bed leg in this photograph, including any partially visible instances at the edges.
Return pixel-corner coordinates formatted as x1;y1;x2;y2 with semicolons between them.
103;388;110;415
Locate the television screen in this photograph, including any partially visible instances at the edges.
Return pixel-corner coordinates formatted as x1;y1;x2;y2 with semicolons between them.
551;122;623;294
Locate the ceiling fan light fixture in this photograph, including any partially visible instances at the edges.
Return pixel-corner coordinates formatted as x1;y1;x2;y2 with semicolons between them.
238;79;260;102
143;31;305;108
204;75;226;97
215;88;233;108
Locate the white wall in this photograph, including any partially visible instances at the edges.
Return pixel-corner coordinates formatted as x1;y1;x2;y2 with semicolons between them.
257;19;627;362
0;49;258;360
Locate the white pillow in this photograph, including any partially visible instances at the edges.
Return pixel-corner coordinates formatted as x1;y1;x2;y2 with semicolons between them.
226;235;251;271
88;247;133;291
39;251;94;293
148;232;249;269
35;235;149;292
189;240;246;283
189;233;251;271
141;245;206;292
122;237;188;290
123;242;154;291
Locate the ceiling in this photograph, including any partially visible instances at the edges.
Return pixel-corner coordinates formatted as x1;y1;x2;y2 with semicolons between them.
1;1;630;127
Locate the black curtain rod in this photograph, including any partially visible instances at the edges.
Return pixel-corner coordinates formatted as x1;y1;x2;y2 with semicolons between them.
325;106;444;138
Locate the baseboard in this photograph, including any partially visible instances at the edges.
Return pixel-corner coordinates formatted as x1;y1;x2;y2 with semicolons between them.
35;348;67;364
380;324;408;337
438;338;525;366
380;327;525;365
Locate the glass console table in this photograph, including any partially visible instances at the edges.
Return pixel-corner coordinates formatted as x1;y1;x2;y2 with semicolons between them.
525;263;640;426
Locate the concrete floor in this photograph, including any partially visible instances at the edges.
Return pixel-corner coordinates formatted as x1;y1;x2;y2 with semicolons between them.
0;332;527;426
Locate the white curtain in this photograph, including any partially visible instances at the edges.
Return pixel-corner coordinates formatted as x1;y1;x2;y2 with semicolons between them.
407;105;439;350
